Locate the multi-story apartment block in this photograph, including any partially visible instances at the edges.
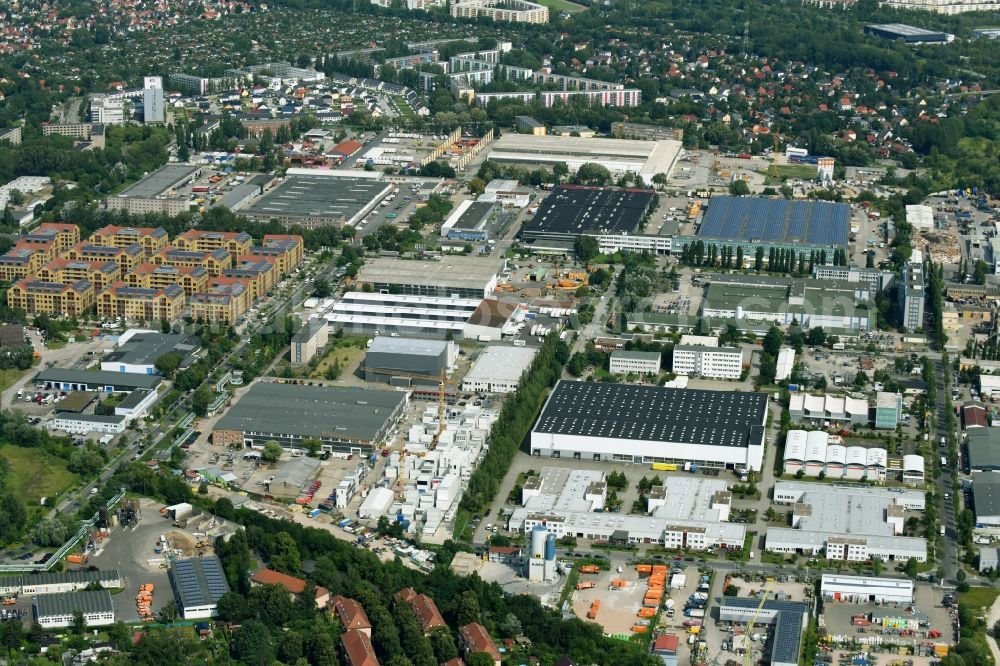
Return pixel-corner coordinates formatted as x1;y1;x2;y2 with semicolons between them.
8;279;95;316
539;89;642;108
89;225;169;257
37;258;121;292
898;262;925;332
173;230;253;259
248;235;304;276
221;258;277;301
189;278;251;324
0;248;46;282
152;247;231;277
97;283;185;323
24;224;81;254
125;263;209;296
450;0;549;23
64;243;144;273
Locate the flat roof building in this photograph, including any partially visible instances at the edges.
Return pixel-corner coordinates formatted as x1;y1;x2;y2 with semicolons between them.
213;382;407;454
486;134;681;182
530;381;768;471
364;337;456;383
101;331;199;375
521;185;655;251
608;350;661;376
241;174;392;229
34;368;162;393
34;590;115;629
968;428;1000;472
326;292;480;338
440;200;499;242
356;255;505;299
290;319;329;367
974;473;1000;526
168;556;231;619
820;574;913;605
462;346;538;393
766;481;927;563
718;597;809;666
689;196;850;252
865;23;954;43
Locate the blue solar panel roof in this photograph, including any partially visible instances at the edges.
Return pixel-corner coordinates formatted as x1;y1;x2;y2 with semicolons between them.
697;196;849;247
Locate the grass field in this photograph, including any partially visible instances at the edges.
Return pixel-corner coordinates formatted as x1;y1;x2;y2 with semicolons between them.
959;586;1000;612
535;0;587;12
0;367;31;394
766;164;818;181
0;444;77;504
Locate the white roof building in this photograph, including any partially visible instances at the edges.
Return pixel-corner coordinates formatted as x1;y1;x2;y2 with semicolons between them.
820;574;914;605
789;393;869;425
775;347;796;381
905;204;934;231
461;345;538;393
782;430;887;481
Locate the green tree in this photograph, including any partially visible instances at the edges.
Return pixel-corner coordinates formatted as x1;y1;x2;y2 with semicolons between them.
157;600;179;623
216;591;250;622
191;385;212;417
729;179;750;196
467;653;497;666
467;178;486;195
269;532;301;573
455;590;481;626
261;440;283;462
231;619;274;666
574;235;600;262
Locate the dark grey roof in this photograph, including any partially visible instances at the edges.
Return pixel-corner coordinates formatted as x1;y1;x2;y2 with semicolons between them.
523;185;654;240
242;175;389;221
116;388;154;410
292;319;327;343
720;597;809;665
975;474;1000;519
20;569;120;588
35;368;162;390
169;557;230;610
103;333;198;367
968;429;1000;471
214;382;406;442
533;381;767;448
34;590;113;618
118;164;198;198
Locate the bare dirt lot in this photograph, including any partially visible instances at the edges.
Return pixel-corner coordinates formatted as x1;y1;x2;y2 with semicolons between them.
570;565;646;635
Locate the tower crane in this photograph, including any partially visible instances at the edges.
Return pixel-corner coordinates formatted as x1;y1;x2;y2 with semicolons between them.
743;577;774;666
362;367;456;446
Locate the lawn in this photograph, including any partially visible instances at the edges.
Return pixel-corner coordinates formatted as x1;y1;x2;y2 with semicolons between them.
959;586;1000;613
535;0;588;11
0;444;77;504
766;163;818;181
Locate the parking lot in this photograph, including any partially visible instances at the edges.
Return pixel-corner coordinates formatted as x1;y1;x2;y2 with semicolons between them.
821;584;955;646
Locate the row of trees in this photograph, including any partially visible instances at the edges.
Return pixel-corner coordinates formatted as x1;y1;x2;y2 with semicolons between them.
678;242;847;273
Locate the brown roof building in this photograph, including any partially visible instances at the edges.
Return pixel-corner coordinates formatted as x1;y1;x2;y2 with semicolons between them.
459;622;501;666
331;595;372;637
394;588;447;633
250;568;330;609
341;628;379;666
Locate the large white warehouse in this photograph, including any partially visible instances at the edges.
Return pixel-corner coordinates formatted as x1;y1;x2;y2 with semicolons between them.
529;381;769;471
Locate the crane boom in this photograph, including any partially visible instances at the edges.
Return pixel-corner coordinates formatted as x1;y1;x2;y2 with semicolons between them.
743;578;774;666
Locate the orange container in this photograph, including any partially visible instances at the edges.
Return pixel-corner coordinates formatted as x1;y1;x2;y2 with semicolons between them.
637;608;656;618
632;625;648;633
636;564;652;574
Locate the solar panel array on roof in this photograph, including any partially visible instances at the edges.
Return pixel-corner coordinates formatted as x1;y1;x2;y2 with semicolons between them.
521;186;655;243
698;196;849;247
534;381;767;448
721;597;809;665
169;557;230;609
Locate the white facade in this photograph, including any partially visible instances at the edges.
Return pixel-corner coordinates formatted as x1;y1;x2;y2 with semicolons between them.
672;344;742;379
820;574;913;605
461;346;538;393
143;76;165;123
90;95;125;125
775;348;796;381
34;592;115;629
788;393;869;425
49;414;126;435
609;350;661;375
782;430;887;481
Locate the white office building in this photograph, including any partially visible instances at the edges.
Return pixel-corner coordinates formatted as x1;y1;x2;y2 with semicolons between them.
766;481;927;563
672;339;743;379
90;94;125;125
608;350;661;375
49;413;127;435
461;346;538;393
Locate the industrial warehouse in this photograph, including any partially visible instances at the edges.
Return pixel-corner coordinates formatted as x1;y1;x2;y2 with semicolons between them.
529;382;769;471
678;196;851;256
240;172;392;229
355;255;506;299
484;134;682;182
212;382;408;453
520;185;656;251
765;481;928;563
506;467;746;548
